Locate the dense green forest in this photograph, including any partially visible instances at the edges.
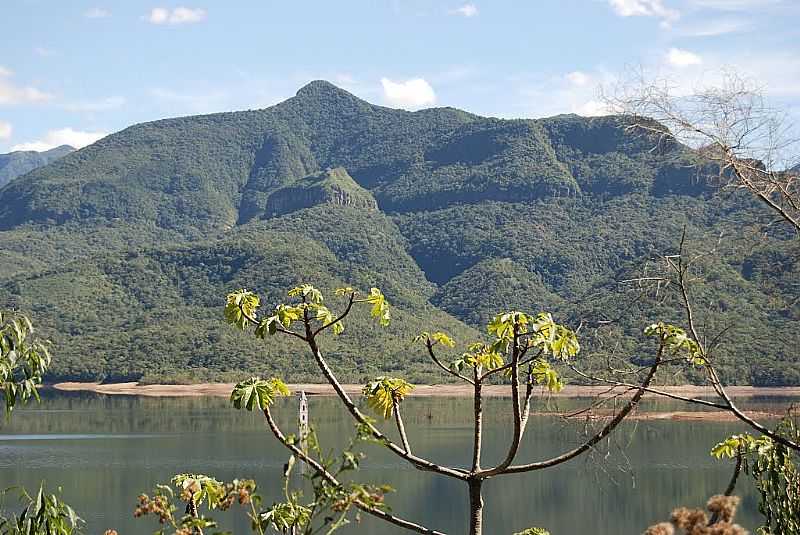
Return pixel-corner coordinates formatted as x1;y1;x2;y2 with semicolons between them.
0;81;796;384
0;144;74;189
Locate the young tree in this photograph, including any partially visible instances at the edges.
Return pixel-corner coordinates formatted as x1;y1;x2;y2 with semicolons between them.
0;311;52;416
223;284;695;535
0;311;83;535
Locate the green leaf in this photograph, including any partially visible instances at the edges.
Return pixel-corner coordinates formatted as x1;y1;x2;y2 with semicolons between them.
275;304;304;329
528;312;580;360
363;288;391;327
362;376;413;419
514;528;551;535
230;377;290;411
288;284;323;304
644;322;703;362
530;360;564;392
224;290;260;330
414;331;455;347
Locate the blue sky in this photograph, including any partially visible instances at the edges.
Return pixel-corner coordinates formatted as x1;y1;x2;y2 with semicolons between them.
1;0;798;153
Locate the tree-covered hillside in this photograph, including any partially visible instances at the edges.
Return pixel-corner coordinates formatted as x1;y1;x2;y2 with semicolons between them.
0;145;74;189
0;81;796;384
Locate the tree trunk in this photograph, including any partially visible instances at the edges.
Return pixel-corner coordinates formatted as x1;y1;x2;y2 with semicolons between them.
472;379;482;471
468;478;484;535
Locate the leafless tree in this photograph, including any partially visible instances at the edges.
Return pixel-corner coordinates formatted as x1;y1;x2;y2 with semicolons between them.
606;70;800;233
587;72;800;453
572;231;800;453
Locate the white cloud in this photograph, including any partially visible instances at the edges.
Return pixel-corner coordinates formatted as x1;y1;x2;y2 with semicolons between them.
450;3;478;17
147;7;206;25
65;96;126;112
666;47;703;67
575;100;611;116
150;87;229;113
0;71;52;106
678;18;751;36
84;7;111;18
688;0;781;10
380;78;436;109
0;121;11;140
148;7;170;23
11;128;107;152
566;71;591;87
609;0;680;26
508;68;617;119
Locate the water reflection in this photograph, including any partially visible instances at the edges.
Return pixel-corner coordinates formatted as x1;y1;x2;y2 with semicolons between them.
0;391;793;534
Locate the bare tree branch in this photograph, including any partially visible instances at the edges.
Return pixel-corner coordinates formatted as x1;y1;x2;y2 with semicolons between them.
606;69;800;233
262;405;446;535
494;343;664;476
426;340;474;385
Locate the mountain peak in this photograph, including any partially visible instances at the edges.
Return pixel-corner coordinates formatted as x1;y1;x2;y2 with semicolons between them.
295;80;361;102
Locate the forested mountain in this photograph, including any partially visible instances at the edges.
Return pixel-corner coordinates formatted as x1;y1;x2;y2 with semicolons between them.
0;81;796;384
0;145;74;189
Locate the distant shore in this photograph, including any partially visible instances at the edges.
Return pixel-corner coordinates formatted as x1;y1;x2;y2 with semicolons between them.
49;382;800;421
51;381;800;399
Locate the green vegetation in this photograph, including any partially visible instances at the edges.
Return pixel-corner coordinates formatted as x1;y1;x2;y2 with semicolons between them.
266;167;377;217
0;145;74;189
712;420;800;535
0;311;84;534
0;81;796;384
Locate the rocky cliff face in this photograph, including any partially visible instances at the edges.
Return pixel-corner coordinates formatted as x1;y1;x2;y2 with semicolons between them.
265;167;378;217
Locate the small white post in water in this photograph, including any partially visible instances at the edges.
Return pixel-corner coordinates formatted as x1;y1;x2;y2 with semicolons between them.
298;390;308;474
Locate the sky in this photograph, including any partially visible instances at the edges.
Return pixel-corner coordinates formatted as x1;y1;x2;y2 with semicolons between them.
0;0;798;153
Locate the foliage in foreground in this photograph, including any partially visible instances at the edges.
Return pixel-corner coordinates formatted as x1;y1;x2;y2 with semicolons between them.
134;474;259;535
134;423;392;534
0;485;82;535
0;312;84;535
220;281;682;535
0;311;51;415
642;495;746;535
712;417;800;535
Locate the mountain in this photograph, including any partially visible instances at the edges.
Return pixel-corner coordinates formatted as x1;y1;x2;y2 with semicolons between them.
0;145;74;189
0;81;797;385
265;167;377;217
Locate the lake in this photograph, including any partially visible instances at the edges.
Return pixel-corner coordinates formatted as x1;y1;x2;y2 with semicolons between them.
0;391;790;534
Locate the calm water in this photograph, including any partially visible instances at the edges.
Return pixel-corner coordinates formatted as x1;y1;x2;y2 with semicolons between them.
0;392;790;535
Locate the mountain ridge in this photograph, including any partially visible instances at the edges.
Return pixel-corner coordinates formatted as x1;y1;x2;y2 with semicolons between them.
0;81;699;230
0;81;796;385
0;144;75;189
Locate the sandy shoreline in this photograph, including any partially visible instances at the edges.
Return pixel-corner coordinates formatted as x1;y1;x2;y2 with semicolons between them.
48;382;800;422
51;381;800;399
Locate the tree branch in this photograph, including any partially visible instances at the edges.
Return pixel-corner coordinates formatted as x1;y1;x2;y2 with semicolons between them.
483;328;524;475
313;293;356;337
393;402;412;455
567;364;731;410
262;405;446;535
304;330;469;480
496;343;664;476
426;341;474;385
471;372;482;472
